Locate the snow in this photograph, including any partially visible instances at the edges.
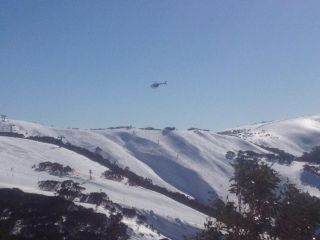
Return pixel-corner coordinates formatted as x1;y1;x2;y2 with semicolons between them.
0;119;267;202
272;161;320;198
0;136;207;239
1;114;320;238
76;202;168;240
223;114;320;156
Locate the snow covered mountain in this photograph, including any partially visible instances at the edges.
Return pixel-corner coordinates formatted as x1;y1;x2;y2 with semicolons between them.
0;114;320;239
0;137;206;239
0;119;268;203
219;114;320;156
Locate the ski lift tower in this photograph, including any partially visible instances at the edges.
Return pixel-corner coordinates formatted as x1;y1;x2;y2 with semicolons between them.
8;124;15;133
1;115;7;122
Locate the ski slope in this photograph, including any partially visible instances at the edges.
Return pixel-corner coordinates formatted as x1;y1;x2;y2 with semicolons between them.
221;114;320;156
0;119;266;202
0;114;320;237
0;136;207;240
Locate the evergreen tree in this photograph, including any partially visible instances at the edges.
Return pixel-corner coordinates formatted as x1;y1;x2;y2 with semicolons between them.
193;156;320;240
229;159;280;239
275;183;320;240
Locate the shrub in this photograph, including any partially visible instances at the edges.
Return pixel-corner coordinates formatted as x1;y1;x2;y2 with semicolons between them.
36;161;73;176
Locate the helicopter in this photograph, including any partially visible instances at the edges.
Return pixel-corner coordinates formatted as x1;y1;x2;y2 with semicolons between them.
150;81;167;89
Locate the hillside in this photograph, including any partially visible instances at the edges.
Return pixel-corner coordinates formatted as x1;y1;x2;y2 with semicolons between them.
219;114;320;156
0;119;267;202
0;136;207;239
0;114;320;239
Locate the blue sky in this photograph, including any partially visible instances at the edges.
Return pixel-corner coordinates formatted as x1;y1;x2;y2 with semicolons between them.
1;0;319;130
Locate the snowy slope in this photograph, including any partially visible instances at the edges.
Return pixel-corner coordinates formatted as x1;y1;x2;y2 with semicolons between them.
271;161;320;198
0;119;266;202
0;136;207;240
0;114;320;237
219;114;320;156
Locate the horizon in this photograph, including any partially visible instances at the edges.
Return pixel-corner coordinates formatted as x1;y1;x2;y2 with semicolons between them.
2;112;320;132
1;1;320;130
